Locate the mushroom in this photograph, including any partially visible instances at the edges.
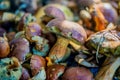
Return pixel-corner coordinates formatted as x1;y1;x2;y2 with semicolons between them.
46;18;87;63
35;4;73;22
85;24;120;79
30;55;46;76
9;38;30;63
35;4;73;32
0;57;22;80
46;64;65;80
97;2;118;24
44;6;66;20
24;22;49;56
25;22;41;42
32;36;49;57
62;67;93;80
0;35;10;58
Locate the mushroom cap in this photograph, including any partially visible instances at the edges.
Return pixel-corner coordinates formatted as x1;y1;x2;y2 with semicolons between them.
35;4;74;24
62;67;93;80
0;37;10;58
25;22;42;42
44;6;65;19
98;3;118;23
9;38;29;62
46;19;87;44
30;55;46;76
46;64;65;80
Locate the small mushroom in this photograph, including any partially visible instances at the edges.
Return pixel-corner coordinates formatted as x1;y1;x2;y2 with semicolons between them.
9;38;30;63
25;22;41;42
0;57;22;80
46;64;65;80
30;55;46;76
46;18;87;63
0;36;10;58
62;67;93;80
32;36;49;57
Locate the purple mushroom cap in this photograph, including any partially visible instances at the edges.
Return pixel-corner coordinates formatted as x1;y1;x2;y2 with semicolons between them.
44;6;65;19
46;19;87;44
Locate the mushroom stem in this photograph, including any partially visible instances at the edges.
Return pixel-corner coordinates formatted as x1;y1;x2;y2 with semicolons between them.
95;56;120;80
69;41;81;51
49;36;69;63
46;57;53;66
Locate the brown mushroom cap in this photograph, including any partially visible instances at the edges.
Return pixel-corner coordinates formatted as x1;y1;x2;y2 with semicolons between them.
0;37;10;58
30;55;46;76
46;64;65;80
46;19;87;44
62;67;93;80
